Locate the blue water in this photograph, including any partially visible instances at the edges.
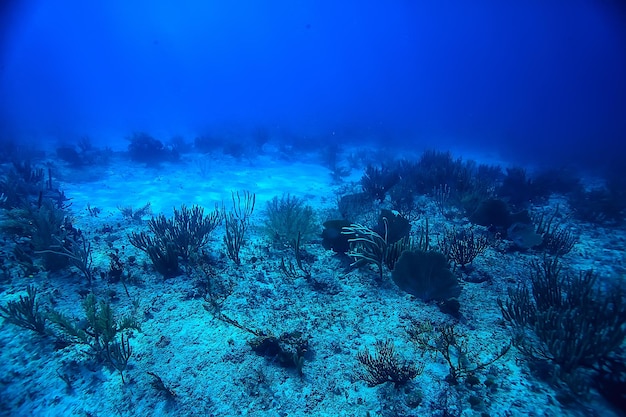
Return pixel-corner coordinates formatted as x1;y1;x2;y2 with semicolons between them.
2;1;625;168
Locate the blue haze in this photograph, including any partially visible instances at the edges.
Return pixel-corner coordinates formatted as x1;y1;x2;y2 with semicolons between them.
1;1;625;169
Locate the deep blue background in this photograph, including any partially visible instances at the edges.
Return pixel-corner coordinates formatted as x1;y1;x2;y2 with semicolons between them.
1;1;625;169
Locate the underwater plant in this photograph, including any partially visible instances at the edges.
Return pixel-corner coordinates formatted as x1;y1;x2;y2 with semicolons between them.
569;185;626;225
129;233;180;278
438;225;490;270
263;193;316;247
356;339;422;387
533;206;577;256
223;190;255;265
343;215;426;281
407;321;510;385
342;223;388;280
1;197;73;272
411;150;474;196
342;224;412;282
497;167;544;209
0;285;47;334
36;233;94;284
127;132;179;164
391;250;461;303
498;257;626;396
129;204;221;276
360;163;400;202
48;293;140;383
0;160;47;208
469;198;531;229
147;372;177;399
118;202;152;222
56;136;112;168
279;232;312;281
